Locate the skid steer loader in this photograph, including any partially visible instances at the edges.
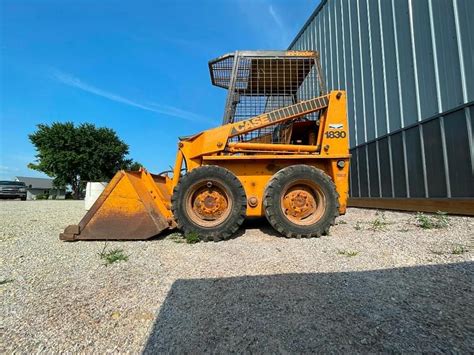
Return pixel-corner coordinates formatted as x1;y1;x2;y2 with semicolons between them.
60;50;350;242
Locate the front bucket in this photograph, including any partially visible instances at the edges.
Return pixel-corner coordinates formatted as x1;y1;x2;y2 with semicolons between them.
60;169;175;241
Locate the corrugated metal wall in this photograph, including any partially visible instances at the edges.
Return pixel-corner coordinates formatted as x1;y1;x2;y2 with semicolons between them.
289;0;474;200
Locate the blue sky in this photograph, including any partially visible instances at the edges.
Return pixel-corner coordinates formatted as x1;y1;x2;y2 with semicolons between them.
0;0;318;180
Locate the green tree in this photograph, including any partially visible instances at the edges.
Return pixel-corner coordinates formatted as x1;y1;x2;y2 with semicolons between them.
29;122;139;199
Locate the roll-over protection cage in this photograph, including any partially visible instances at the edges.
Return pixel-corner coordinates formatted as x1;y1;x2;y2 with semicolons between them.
208;50;326;143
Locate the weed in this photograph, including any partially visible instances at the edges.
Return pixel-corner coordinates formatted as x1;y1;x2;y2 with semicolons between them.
369;212;388;231
168;232;185;243
354;221;362;231
451;244;468;255
338;250;359;257
415;211;449;229
337;220;347;225
0;279;14;285
416;213;433;229
434;211;449;228
185;231;201;244
98;244;128;265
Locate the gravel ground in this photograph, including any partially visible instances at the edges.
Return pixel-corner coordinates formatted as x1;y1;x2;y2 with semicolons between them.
1;200;473;353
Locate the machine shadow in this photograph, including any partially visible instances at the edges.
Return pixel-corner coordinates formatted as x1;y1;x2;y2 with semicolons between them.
152;218;277;241
239;217;282;238
143;262;473;353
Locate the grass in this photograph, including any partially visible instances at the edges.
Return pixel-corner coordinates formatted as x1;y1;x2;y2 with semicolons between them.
185;231;201;244
430;244;469;256
338;250;359;257
415;211;449;229
98;244;129;265
354;221;362;231
0;279;14;285
451;244;468;255
167;231;201;244
168;232;186;243
369;211;388;231
337;220;347;225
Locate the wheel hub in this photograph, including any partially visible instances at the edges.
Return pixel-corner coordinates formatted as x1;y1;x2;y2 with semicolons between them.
283;187;317;219
192;187;228;220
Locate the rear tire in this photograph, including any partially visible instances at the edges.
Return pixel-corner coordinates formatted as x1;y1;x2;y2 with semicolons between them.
263;165;339;238
171;165;246;241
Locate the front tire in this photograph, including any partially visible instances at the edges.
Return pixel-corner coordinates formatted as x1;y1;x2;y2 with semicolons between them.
263;165;339;238
171;165;247;241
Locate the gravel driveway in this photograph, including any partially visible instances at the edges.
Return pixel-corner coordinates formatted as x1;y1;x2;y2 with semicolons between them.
1;200;473;352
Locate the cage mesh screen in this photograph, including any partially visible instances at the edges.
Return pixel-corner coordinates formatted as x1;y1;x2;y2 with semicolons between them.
210;55;234;88
210;53;321;143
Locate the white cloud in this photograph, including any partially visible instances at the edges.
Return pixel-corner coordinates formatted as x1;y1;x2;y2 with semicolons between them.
268;4;291;46
0;165;19;172
237;1;291;48
52;70;214;124
269;5;284;30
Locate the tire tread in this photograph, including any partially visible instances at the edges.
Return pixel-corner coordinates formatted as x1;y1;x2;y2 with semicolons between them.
171;165;246;242
263;165;339;238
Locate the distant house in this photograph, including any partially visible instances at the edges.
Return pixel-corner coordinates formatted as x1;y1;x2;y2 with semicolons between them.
15;176;66;200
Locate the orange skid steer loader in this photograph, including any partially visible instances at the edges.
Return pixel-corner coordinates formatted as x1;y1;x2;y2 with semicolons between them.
60;51;350;242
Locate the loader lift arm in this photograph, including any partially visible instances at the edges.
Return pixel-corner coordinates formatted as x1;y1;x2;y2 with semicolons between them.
176;90;348;172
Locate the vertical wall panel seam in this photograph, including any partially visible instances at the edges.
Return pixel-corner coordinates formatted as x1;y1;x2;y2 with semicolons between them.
326;4;331;89
408;0;422;122
402;130;410;197
367;0;378;138
356;147;361;197
419;125;429;197
305;30;309;99
377;0;391;134
341;0;347;92
465;108;474;176
314;18;320;94
349;143;353;194
334;0;340;88
391;0;405;128
365;145;371;197
324;7;329;89
439;116;452;197
376;140;382;197
311;25;315;96
356;0;368;142
348;0;358;146
308;29;311;99
323;9;328;90
329;0;335;89
310;26;313;97
318;11;328;90
309;28;312;98
452;0;468;103
428;0;443;112
319;11;323;93
388;135;395;197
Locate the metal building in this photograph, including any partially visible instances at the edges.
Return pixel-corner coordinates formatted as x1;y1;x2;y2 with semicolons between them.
289;0;473;214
